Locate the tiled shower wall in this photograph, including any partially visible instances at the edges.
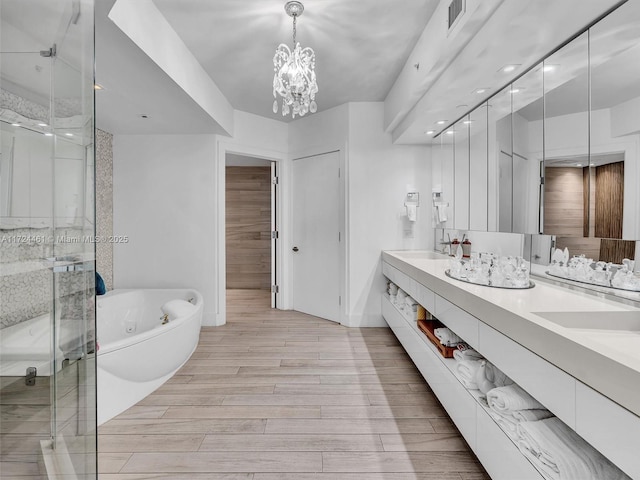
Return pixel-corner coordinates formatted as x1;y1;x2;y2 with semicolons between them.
0;84;114;328
96;128;114;290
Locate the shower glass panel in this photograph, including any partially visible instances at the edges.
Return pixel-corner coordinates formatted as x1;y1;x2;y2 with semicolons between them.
0;1;96;479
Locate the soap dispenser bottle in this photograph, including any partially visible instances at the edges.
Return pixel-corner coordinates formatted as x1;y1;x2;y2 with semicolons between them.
450;238;460;257
462;238;472;258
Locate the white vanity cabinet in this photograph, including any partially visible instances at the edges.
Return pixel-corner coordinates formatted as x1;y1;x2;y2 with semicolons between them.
381;257;639;480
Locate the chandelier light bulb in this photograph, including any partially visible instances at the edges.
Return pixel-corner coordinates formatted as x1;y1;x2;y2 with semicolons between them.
273;1;318;118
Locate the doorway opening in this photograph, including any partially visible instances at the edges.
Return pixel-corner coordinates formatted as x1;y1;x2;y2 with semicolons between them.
225;153;278;312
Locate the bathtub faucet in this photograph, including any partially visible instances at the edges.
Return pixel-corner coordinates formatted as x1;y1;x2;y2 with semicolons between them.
161;314;169;325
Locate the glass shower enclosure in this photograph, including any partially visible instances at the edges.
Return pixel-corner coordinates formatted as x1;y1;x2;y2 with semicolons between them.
0;0;97;478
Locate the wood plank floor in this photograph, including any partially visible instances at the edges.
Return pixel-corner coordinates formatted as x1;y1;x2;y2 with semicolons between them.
98;289;489;479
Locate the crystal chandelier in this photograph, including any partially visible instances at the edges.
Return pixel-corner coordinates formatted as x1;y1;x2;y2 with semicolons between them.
273;1;318;118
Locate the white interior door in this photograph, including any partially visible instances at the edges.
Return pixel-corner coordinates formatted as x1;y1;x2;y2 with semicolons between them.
292;151;341;323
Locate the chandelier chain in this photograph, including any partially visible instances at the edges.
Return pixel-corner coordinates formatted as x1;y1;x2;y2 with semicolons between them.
292;15;297;45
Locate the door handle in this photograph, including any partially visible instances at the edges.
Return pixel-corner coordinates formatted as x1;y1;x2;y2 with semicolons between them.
292;246;299;252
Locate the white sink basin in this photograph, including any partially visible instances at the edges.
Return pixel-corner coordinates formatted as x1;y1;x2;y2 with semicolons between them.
533;311;640;332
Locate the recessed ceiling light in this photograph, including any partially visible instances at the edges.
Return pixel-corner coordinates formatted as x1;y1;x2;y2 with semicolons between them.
425;130;435;135
38;123;48;127
542;65;556;72
474;88;488;94
446;130;455;135
590;163;595;166
11;123;20;127
44;132;54;137
94;84;103;90
509;88;521;94
436;120;447;125
576;163;583;167
501;64;520;73
463;120;473;125
65;133;74;137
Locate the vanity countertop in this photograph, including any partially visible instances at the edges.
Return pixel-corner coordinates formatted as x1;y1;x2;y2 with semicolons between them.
382;249;640;417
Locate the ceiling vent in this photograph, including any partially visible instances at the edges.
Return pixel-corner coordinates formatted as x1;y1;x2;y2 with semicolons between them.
448;0;465;31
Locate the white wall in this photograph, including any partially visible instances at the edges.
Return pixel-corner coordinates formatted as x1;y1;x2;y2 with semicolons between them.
288;104;349;156
111;104;433;328
113;134;218;324
347;103;431;327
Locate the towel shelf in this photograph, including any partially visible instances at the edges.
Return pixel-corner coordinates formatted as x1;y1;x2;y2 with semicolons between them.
382;258;637;480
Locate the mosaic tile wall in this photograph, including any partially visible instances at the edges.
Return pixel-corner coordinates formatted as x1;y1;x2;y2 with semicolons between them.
0;227;93;329
96;129;114;290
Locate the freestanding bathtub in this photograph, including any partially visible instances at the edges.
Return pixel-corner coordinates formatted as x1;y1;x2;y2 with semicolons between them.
97;288;203;425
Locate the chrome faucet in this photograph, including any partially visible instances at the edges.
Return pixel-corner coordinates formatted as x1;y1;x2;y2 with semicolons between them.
161;313;169;324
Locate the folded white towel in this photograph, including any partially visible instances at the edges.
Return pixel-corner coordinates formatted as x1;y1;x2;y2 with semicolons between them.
517;418;630;480
161;299;196;320
453;347;484;362
489;410;520;441
456;359;481;390
487;384;545;413
433;327;462;346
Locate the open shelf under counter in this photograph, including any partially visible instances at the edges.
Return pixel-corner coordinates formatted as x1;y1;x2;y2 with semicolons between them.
382;251;640;480
381;293;545;480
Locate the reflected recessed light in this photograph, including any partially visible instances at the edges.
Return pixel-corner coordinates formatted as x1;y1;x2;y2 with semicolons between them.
425;130;435;135
44;132;54;137
590;163;595;166
576;163;583;167
436;120;447;125
38;122;48;127
65;133;74;137
501;64;520;73
11;123;20;127
474;88;488;94
509;88;521;94
542;65;556;73
446;130;455;135
94;84;103;90
463;120;473;125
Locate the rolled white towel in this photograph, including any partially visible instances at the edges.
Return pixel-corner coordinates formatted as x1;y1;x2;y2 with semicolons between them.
161;299;196;320
517;417;630;480
485;361;514;387
487;384;545;413
456;359;481;390
405;296;418;306
453;346;483;362
433;327;462;347
512;409;553;422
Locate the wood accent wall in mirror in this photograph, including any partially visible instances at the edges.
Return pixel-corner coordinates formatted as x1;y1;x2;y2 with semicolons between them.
431;0;640;263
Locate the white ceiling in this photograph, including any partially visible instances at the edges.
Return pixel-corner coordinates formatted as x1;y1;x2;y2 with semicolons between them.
95;0;227;135
152;0;438;122
4;0;637;142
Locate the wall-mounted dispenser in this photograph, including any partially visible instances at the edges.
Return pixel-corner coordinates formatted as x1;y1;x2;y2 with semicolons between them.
405;192;420;222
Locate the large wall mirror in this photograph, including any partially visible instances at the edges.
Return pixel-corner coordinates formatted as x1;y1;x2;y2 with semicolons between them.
433;0;640;263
